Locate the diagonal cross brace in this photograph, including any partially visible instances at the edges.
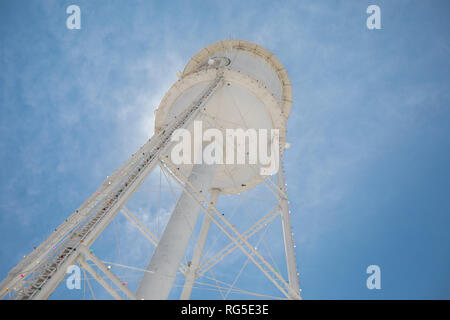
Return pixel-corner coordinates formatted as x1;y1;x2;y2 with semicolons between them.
197;206;280;278
160;159;301;300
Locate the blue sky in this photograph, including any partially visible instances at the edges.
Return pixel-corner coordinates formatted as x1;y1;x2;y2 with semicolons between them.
1;0;449;299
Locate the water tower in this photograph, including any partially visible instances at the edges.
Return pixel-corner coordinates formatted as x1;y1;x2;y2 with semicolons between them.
0;40;301;300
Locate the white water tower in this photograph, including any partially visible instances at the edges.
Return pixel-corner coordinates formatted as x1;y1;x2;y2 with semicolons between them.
0;40;301;300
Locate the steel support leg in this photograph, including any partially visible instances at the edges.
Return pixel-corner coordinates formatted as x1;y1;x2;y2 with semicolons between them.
180;189;220;299
277;157;301;299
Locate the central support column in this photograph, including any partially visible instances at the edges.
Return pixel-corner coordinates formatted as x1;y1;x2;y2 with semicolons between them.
136;163;217;300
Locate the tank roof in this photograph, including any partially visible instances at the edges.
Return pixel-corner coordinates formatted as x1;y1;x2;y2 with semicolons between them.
182;39;292;118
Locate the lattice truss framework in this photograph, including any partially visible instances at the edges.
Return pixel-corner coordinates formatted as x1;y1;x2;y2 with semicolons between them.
0;72;301;300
